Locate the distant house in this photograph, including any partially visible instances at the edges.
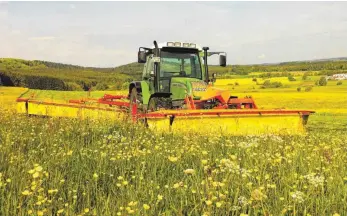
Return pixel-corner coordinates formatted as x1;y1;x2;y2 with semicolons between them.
331;74;347;80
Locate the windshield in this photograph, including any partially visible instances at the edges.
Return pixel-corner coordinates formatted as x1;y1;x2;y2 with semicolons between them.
160;51;202;79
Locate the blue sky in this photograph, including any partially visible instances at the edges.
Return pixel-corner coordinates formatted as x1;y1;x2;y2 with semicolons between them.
0;1;347;67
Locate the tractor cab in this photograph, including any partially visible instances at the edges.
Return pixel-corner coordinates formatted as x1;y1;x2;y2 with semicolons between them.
134;41;227;110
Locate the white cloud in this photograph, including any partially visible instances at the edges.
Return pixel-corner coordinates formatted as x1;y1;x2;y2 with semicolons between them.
28;36;56;41
258;54;266;59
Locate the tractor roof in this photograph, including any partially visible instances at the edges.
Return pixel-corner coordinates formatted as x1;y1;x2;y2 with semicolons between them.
151;42;203;51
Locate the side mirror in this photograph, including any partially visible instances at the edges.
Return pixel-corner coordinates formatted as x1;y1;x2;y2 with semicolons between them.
138;51;147;63
219;55;226;67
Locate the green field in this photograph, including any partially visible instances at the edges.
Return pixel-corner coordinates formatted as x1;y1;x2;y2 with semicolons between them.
0;74;347;215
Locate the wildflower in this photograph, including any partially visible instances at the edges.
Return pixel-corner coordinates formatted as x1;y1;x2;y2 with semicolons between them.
122;181;128;186
37;211;44;216
290;191;305;203
57;209;64;214
205;200;212;206
117;212;121;216
117;176;124;180
333;213;340;216
93;173;99;179
251;189;267;201
168;156;178;162
67;150;73;156
240;214;248;216
84;208;90;213
6;178;11;183
48;189;58;194
280;197;285;201
32;172;40;179
157;195;163;201
184;169;195;175
22;190;31;196
216;202;222;208
201;160;208;165
35;166;43;172
27;210;33;214
143;204;150;210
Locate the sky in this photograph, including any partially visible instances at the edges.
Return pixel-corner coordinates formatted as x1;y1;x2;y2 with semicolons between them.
0;1;347;67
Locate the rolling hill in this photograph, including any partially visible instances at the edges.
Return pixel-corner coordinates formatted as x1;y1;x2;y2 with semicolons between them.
1;57;347;91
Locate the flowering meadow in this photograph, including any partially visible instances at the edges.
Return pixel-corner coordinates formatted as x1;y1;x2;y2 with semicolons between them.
1;85;347;215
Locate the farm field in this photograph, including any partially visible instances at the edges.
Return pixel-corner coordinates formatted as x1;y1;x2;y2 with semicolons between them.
0;76;347;215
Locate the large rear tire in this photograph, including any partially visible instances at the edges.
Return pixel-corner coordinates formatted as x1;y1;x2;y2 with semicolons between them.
129;88;148;126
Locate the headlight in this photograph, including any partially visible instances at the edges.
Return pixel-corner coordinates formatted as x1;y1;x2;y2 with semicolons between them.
183;43;190;47
167;42;174;47
174;42;181;47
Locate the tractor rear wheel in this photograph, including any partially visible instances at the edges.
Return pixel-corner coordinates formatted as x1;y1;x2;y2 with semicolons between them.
129;88;144;113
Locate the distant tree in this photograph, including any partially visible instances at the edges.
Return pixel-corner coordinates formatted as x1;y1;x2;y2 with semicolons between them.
302;73;309;80
297;87;301;92
317;76;328;86
305;86;313;92
94;82;109;90
337;81;343;85
288;74;296;81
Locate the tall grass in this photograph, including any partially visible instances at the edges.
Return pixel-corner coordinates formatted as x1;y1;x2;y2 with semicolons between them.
1;108;346;215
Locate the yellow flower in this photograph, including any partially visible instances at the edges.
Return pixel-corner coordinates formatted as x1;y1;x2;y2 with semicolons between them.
333;214;340;216
240;214;248;216
168;156;178;162
22;190;31;196
6;178;11;183
32;172;40;179
67;150;73;156
57;209;64;214
84;208;90;213
122;181;128;186
216;202;222;208
93;173;99;179
27;210;33;214
251;189;267;201
183;169;195;175
35;166;43;172
37;211;44;216
173;183;180;189
143;204;150;210
117;176;124;180
28;169;35;174
205;200;212;206
201;160;208;165
157;195;163;201
48;189;58;194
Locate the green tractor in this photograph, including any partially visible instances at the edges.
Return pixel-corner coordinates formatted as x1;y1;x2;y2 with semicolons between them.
128;40;227;113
